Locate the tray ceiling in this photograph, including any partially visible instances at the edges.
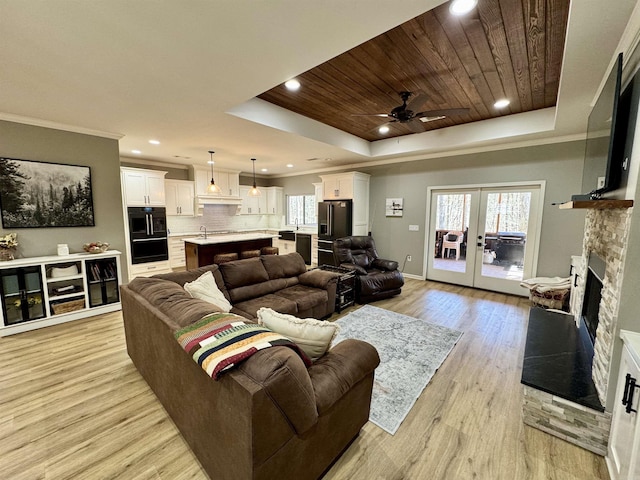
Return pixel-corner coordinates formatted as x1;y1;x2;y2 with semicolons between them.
258;0;570;142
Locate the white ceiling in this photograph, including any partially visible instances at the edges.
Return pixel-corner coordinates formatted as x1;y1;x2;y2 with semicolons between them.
0;0;637;177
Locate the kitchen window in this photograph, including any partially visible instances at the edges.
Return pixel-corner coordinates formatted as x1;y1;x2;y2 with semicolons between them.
286;195;317;226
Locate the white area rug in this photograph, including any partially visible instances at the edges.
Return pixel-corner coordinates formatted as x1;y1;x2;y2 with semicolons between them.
334;304;463;435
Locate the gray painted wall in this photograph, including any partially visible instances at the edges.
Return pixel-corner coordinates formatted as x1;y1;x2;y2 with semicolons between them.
0;120;128;279
275;140;587;279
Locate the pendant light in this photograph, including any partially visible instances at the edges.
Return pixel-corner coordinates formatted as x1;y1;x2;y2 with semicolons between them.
207;150;221;194
248;158;261;196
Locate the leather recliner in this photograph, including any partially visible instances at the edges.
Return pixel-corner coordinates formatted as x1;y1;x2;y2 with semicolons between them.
332;236;404;303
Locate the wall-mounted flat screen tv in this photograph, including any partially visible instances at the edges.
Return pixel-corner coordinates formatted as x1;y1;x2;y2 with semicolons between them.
576;52;633;200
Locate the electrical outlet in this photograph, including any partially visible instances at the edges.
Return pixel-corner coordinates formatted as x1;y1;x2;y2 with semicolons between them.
409;225;419;231
407;255;412;262
597;176;606;189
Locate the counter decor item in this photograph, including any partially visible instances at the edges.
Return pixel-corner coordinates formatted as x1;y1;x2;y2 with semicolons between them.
0;232;18;261
57;244;69;256
83;241;109;254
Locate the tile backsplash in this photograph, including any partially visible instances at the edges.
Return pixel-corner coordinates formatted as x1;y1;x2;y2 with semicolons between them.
166;204;284;235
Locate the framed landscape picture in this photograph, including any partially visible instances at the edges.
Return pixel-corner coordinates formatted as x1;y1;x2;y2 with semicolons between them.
0;157;95;228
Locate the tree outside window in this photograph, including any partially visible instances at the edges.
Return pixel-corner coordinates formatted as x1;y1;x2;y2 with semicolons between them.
286;195;316;226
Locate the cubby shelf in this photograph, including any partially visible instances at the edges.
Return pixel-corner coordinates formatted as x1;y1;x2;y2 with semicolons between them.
0;250;121;336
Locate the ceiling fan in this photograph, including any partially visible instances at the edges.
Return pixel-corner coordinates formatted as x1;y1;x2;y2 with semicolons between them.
353;91;469;133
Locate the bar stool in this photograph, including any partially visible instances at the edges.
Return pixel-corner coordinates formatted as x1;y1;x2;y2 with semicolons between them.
213;252;239;264
240;250;261;259
261;246;279;255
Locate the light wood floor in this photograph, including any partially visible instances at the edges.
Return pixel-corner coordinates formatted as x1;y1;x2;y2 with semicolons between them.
0;279;610;480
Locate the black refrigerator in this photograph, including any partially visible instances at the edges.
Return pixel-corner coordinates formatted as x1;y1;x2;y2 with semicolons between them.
317;200;352;266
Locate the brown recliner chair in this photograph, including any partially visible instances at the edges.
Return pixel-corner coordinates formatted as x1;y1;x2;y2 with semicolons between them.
333;236;404;303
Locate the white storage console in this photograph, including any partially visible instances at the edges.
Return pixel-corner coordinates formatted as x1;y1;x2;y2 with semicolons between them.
0;251;122;336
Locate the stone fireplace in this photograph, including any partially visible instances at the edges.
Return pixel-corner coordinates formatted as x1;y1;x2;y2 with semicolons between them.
521;206;632;455
577;208;632;405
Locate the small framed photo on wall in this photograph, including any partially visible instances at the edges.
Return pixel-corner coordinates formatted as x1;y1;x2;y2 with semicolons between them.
385;198;403;217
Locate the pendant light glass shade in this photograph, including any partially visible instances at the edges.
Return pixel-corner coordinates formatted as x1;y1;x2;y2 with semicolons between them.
207;150;221;194
248;158;261;196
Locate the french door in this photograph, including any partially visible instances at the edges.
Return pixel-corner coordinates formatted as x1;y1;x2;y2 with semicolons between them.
425;183;543;296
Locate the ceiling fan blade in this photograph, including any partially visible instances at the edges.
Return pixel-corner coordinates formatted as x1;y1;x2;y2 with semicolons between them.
407;119;426;133
350;113;390;117
414;107;470;118
406;92;429;112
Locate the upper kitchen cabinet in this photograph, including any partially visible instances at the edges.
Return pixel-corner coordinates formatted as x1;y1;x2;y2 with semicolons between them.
121;167;167;206
193;166;240;198
165;179;195;216
320;172;369;201
266;187;284;215
239;186;267;215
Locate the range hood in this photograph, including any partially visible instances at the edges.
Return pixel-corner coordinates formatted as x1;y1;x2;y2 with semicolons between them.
196;194;242;206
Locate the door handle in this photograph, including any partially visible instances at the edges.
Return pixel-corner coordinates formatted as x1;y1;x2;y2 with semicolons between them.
623;373;639;414
145;214;150;235
150;214;154;235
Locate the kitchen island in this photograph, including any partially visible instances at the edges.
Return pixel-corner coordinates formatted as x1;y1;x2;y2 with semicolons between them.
184;233;278;269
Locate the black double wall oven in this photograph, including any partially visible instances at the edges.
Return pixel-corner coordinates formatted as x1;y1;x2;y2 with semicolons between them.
127;207;169;264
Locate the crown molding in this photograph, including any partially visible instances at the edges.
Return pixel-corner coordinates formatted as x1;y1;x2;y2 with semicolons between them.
0;112;124;140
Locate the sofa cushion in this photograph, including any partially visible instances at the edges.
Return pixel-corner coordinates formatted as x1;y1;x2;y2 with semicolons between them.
219;257;270;290
257;307;339;361
183;271;232;313
127;277;218;328
233;294;298;319
274;285;328;314
153;264;230;301
227;278;288;304
261;252;306;279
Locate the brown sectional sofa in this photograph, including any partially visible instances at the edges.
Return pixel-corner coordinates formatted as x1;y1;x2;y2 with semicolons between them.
155;252;339;320
121;253;380;480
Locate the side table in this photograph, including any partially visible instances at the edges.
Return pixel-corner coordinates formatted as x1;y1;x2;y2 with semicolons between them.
317;264;356;313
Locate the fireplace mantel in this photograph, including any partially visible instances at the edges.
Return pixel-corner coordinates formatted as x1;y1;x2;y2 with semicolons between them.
559;199;633;209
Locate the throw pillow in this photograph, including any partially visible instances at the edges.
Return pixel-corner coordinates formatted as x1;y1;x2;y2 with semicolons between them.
184;271;232;313
257;307;340;361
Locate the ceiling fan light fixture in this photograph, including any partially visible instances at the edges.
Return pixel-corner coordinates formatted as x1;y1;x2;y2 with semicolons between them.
207;150;222;194
285;79;301;91
494;98;511;109
449;0;477;16
379;125;390;134
248;158;261;196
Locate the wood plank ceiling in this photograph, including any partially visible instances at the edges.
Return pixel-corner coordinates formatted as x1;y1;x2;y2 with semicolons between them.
257;0;570;142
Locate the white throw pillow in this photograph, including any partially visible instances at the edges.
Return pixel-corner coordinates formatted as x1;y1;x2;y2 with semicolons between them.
257;307;340;361
184;271;232;313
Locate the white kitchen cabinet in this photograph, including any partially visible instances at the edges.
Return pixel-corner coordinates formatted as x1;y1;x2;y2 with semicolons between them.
121;167;167;206
313;182;323;218
193;166;240;198
608;331;640;480
266;187;284;215
168;236;189;268
165;180;195;216
322;173;354;200
240;185;268;214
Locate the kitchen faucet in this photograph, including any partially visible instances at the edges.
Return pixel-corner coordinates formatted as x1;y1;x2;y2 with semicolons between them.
200;225;207;239
295;218;299;230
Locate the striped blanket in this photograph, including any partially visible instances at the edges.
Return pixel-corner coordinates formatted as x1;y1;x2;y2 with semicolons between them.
175;313;311;380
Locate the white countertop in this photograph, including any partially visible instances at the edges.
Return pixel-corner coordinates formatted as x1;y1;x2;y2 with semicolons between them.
184;233;278;245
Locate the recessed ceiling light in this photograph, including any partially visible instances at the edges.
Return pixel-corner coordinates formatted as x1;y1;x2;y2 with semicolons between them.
261;168;268;172
131;149;142;154
148;139;160;145
379;125;390;134
286;164;294;168
285;79;300;91
449;0;477;16
494;98;511;109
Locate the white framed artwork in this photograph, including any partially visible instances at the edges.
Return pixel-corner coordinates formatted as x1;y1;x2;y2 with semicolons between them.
385;198;403;217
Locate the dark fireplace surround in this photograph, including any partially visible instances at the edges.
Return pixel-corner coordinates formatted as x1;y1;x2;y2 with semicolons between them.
521;252;607;412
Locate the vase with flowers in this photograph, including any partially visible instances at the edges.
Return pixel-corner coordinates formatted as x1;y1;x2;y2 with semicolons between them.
0;233;18;261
